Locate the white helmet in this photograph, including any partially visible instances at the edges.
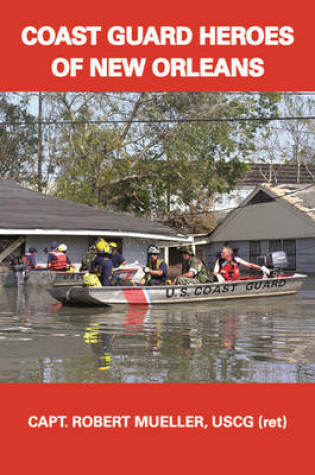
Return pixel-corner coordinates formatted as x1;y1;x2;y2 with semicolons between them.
147;244;160;254
58;244;67;252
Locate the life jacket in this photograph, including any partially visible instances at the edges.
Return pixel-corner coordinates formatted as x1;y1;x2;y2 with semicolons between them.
22;254;33;267
148;259;167;282
219;259;240;281
148;258;164;271
49;251;68;271
83;272;102;287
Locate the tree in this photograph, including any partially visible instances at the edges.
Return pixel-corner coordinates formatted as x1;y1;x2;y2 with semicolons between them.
48;92;281;219
250;93;315;183
0;95;38;184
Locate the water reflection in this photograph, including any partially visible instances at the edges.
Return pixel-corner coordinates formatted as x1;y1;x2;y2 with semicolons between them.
1;283;315;383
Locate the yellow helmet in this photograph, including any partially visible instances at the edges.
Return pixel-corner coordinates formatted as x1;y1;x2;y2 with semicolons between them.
96;240;111;254
109;242;118;248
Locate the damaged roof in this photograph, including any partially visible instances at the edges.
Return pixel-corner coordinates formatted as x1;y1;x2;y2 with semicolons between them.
0;178;189;241
264;183;315;221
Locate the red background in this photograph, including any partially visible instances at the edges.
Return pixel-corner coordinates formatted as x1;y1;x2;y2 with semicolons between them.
0;0;314;90
1;384;314;472
1;0;315;471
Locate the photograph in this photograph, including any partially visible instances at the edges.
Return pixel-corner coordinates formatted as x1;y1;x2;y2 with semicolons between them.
1;91;314;383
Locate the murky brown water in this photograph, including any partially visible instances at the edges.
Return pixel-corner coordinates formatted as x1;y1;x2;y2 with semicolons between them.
1;279;315;382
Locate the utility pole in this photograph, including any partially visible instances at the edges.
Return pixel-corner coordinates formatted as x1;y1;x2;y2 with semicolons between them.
38;92;43;192
294;145;300;184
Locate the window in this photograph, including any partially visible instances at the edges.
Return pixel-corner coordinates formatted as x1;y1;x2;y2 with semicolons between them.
283;240;296;270
269;240;282;253
249;241;261;264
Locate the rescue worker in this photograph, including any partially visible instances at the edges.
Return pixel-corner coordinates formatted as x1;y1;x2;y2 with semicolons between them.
109;242;127;268
58;244;74;271
176;246;211;285
213;246;270;283
141;245;169;286
90;240;114;286
47;241;68;272
47;241;59;268
81;238;106;271
81;245;97;271
22;247;38;270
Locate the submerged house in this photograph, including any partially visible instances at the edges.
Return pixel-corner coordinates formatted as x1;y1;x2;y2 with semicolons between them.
206;184;315;273
0;178;191;268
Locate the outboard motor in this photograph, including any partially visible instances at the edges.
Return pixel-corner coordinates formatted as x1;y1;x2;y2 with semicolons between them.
265;251;289;277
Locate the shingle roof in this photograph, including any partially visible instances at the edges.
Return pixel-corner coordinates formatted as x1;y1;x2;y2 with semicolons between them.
0;178;188;240
265;183;315;222
240;164;315;186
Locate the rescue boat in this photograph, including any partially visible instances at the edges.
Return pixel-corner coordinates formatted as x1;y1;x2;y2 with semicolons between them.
49;272;307;307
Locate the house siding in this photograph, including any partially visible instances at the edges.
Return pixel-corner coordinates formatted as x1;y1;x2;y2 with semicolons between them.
122;237;152;266
296;238;315;273
210;199;315;242
25;235;152;267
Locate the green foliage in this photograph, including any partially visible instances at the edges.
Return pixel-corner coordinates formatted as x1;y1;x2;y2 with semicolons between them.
50;92;280;218
0;92;282;222
0;96;38;183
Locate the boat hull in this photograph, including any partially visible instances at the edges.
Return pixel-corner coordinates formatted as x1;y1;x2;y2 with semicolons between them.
50;273;307;307
24;271;84;287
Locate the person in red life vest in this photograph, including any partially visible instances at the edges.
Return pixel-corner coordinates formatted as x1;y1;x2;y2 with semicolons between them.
213;246;270;283
47;241;68;272
58;244;74;270
22;247;38;269
47;241;59;267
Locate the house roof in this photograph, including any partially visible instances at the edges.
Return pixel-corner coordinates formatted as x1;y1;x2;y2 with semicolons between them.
239;164;315;186
207;183;315;242
0;178;189;242
264;183;315;221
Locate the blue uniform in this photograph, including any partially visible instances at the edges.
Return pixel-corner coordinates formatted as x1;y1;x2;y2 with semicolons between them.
22;253;37;268
47;251;57;265
90;255;114;286
148;259;169;285
111;252;126;268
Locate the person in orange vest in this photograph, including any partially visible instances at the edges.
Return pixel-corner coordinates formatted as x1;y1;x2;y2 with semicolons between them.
47;241;68;271
47;241;58;266
58;244;74;270
213;246;270;282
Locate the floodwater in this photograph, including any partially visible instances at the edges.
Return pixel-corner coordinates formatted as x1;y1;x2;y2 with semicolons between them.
1;279;315;383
